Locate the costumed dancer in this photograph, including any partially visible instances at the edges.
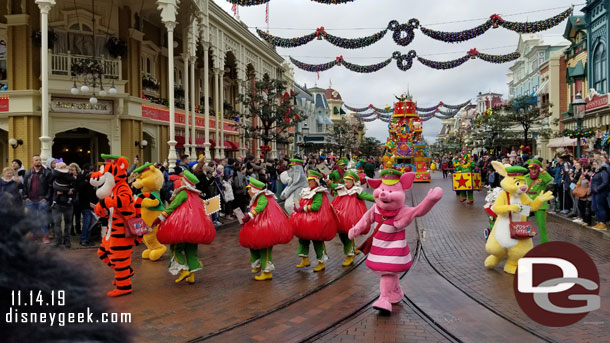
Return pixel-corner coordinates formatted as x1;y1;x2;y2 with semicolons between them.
328;158;347;194
524;159;553;243
132;163;167;261
291;170;338;272
90;154;139;297
484;162;553;274
152;170;216;284
348;170;443;314
279;158;308;215
459;153;476;204
331;170;374;266
240;177;293;280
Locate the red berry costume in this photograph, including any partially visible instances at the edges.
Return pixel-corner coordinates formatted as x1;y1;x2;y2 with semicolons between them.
240;177;293;281
155;170;216;284
90;154;139;297
290;170;338;271
331;171;374;266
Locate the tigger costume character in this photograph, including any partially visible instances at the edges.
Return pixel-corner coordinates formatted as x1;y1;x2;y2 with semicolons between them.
132;163;167;261
90;154;139;297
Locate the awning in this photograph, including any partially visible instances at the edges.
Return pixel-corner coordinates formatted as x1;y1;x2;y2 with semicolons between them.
547;136;585;148
326;118;334;125
209;139;216;148
568;61;586;78
195;138;205;145
534;80;549;96
333;107;340;114
224;140;239;150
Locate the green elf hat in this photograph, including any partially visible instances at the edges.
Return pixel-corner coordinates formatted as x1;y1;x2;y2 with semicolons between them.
505;165;528;180
132;162;154;175
526;159;542;169
380;168;403;186
247;177;266;191
307;170;323;184
337;158;348;166
289;158;304;166
182;170;200;186
344;170;360;182
100;154;126;163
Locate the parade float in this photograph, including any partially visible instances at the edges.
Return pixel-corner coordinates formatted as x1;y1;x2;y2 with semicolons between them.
382;94;431;182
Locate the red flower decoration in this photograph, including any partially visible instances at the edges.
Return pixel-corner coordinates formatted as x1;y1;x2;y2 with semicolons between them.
336;55;344;65
468;48;479;59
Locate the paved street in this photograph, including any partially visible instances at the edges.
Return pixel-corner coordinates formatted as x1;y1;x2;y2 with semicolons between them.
56;173;609;342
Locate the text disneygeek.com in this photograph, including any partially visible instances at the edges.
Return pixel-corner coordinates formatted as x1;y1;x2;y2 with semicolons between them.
5;307;132;326
4;290;131;326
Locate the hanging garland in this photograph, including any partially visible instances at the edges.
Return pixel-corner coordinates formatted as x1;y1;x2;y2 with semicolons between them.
371;105;393;113
500;7;573;33
347;100;469;116
227;0;269;5
256;29;316;47
417;54;471;70
258;23;413;49
359;116;377;122
442;100;471;109
323;29;388;49
343;57;393;73
344;104;371;112
419;21;492;43
416;104;441;112
477;51;521;63
289;56;337;72
310;0;354;3
564;128;595;138
255;8;571;47
290;49;520;73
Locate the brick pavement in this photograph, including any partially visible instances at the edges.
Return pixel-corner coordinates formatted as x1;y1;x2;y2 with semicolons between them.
410;174;610;342
48;173;609;342
60;224;367;342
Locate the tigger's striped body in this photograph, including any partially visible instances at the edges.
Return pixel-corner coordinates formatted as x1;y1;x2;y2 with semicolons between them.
91;156;138;297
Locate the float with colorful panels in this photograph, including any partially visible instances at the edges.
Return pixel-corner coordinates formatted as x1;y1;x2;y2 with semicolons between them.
382;94;431;182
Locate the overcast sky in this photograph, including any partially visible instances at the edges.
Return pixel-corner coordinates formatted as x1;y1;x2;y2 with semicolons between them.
212;0;583;144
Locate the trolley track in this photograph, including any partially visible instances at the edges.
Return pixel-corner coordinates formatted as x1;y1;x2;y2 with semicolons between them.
190;185;555;343
187;252;368;342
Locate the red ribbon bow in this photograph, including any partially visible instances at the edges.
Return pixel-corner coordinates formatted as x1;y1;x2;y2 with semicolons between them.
468;48;479;57
368;104;374;108
316;26;326;39
336;56;344;64
490;14;504;22
490;14;503;28
439;101;443;105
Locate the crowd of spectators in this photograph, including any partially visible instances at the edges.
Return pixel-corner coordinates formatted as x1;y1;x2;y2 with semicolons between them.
434;148;609;231
0;153;382;248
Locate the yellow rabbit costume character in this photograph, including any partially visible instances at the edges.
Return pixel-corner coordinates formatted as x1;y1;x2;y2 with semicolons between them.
484;162;553;274
132;163;167;261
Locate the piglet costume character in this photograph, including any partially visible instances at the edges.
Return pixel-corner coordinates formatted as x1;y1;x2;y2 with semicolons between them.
348;169;443;314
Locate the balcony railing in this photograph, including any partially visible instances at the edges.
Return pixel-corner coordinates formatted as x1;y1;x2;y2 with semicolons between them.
50;52;121;80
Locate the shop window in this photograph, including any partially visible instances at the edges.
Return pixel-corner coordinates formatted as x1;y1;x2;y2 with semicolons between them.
593;42;607;94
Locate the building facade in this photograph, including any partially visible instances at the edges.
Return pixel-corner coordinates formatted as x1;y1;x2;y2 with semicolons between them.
561;0;610;155
0;0;293;169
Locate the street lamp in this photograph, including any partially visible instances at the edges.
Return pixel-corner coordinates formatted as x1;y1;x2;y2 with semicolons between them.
301;122;309;155
573;92;586;158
